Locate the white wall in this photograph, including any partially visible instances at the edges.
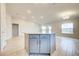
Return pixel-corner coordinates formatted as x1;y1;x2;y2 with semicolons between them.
6;15;12;40
12;18;40;40
1;3;6;51
1;3;7;51
11;18;40;49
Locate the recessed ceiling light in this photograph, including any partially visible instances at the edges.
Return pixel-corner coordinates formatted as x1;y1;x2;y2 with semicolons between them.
32;16;35;19
22;16;26;19
40;16;44;19
27;9;32;14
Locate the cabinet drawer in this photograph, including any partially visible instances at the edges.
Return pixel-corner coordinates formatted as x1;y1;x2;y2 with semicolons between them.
40;34;50;39
29;34;39;39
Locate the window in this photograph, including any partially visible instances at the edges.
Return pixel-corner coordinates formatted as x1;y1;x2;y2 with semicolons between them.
41;26;46;33
48;26;52;33
41;25;52;33
61;23;73;34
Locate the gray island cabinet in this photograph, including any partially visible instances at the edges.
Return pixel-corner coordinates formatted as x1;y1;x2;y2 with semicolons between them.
25;33;56;56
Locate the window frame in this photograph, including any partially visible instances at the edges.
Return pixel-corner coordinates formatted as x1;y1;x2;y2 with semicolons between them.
41;25;52;33
61;23;74;34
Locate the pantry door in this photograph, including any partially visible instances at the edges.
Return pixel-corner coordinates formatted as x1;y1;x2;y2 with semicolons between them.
12;24;19;37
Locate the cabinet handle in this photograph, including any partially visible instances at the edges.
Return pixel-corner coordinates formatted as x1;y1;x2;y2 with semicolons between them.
39;40;41;44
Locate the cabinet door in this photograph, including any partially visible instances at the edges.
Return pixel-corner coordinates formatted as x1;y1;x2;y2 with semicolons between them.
29;35;39;53
40;35;50;53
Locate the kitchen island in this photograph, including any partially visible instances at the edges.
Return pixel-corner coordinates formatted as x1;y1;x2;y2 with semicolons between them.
25;33;56;56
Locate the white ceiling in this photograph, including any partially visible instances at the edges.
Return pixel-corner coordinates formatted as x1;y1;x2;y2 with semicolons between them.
6;3;79;25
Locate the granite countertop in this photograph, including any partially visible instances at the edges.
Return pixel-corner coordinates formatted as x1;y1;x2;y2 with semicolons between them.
25;32;55;34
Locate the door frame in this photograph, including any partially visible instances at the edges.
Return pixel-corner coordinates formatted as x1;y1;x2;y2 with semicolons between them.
12;24;19;37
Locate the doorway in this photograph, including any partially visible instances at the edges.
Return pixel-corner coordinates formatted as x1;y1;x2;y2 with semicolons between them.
12;24;19;37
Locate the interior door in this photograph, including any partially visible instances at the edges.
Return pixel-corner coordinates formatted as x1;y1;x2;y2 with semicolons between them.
40;34;50;53
12;24;19;37
29;34;39;53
